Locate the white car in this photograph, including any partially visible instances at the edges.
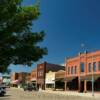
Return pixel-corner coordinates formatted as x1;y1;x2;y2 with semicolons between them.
0;85;6;96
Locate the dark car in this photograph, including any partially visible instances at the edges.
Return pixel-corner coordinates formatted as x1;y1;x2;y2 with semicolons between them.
0;86;6;96
23;84;36;91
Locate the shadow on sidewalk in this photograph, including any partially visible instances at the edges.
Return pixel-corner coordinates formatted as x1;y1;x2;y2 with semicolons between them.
0;95;11;97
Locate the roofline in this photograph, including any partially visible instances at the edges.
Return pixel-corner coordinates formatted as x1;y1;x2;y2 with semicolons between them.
37;61;65;67
66;50;100;62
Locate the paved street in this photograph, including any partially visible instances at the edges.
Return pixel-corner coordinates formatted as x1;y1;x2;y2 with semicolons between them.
0;88;100;100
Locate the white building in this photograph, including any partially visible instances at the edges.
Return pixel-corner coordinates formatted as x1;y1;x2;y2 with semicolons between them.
45;71;55;90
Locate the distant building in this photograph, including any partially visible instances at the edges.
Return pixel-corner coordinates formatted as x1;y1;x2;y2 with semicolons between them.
30;69;37;87
37;62;65;90
65;50;100;93
11;72;19;87
45;71;55;90
18;72;30;84
11;72;30;87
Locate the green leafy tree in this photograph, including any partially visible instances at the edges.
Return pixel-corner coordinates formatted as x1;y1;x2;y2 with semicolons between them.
0;0;47;73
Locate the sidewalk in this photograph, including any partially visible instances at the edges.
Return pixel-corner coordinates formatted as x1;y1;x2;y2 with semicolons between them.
42;90;100;99
10;87;100;99
10;87;23;91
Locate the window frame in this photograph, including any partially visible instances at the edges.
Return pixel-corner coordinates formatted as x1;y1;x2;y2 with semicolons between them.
80;62;85;73
98;61;100;71
75;66;77;74
88;63;91;72
68;67;70;75
93;62;96;72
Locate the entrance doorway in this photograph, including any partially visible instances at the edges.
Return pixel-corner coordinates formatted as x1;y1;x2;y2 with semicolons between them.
80;81;84;92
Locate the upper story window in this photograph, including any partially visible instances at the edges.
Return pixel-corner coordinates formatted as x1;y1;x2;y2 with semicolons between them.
71;66;74;74
93;62;96;72
68;67;70;75
40;71;43;76
80;62;85;72
98;61;100;71
75;66;77;74
39;65;43;69
88;63;91;72
71;67;73;74
38;71;43;77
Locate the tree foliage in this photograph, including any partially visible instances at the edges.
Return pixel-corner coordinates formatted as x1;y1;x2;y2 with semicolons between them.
0;0;47;73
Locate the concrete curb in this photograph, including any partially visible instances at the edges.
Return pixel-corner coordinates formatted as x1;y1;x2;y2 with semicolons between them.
41;90;100;99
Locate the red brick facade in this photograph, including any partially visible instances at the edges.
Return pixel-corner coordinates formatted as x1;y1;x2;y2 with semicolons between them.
30;69;37;81
65;50;100;92
37;62;47;90
11;72;30;85
37;62;65;90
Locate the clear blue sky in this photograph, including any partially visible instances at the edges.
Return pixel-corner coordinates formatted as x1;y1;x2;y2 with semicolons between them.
9;0;100;72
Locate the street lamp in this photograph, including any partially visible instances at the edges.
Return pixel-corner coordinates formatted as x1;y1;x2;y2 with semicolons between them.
92;55;94;96
64;57;67;91
81;43;95;96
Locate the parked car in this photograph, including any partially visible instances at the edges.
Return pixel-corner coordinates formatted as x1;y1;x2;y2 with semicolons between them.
0;85;6;96
23;84;37;91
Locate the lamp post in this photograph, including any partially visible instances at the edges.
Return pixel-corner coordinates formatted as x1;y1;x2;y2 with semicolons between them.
80;43;95;96
64;57;68;91
92;55;94;96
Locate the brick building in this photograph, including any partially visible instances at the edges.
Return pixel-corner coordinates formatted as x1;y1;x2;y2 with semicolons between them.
11;72;30;87
65;50;100;93
30;69;37;87
18;72;30;84
37;62;64;90
11;72;19;87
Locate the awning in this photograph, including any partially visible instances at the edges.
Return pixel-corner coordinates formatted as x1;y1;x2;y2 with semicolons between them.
54;78;65;82
64;76;77;82
54;76;77;82
30;78;36;82
11;80;19;84
80;74;100;81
